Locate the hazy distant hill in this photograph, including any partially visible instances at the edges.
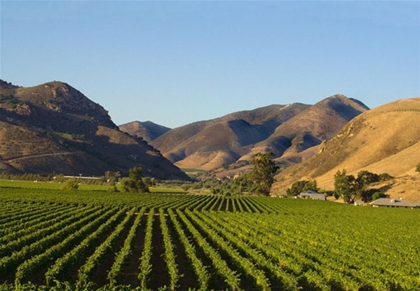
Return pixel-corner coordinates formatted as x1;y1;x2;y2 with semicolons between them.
148;94;368;171
119;121;171;143
149;103;307;170
272;97;420;201
0;80;189;180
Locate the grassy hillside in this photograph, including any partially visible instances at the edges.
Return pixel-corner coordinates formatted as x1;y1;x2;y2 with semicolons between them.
273;97;420;201
149;95;367;172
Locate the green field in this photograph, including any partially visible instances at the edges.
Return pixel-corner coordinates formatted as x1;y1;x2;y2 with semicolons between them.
0;188;419;290
0;180;187;193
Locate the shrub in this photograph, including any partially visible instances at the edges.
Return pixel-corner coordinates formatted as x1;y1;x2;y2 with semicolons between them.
61;179;79;190
372;192;387;200
378;173;393;181
120;167;149;193
286;180;318;197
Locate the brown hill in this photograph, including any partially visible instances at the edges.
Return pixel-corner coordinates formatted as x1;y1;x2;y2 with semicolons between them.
243;94;369;165
149;95;368;172
272;97;420;201
0;80;189;180
150;103;311;170
119;121;171;143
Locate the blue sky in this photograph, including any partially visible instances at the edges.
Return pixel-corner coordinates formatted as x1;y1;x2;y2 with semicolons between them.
1;1;419;128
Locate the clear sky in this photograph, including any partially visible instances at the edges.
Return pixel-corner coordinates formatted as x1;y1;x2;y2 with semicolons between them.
1;1;419;128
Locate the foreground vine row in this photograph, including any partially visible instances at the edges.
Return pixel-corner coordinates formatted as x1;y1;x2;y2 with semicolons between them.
0;192;419;290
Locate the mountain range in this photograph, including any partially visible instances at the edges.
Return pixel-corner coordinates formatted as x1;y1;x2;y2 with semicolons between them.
0;80;189;180
272;97;420;201
2;79;418;200
121;93;420;201
122;94;368;173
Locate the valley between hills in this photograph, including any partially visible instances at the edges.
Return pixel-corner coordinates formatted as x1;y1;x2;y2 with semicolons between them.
121;96;420;202
1;79;419;201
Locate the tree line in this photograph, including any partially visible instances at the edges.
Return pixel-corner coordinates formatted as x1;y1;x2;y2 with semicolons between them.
286;169;392;203
184;152;279;196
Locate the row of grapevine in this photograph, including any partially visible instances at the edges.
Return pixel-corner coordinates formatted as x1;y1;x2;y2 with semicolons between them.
0;202;71;232
158;208;178;291
0;206;108;274
167;209;210;291
1;188;302;213
196;210;300;290
175;209;241;290
0;205;98;257
138;209;155;289
216;211;364;290
14;207;120;285
185;210;271;290
207;210;420;290
76;208;134;286
1;193;419;290
45;208;132;286
0;203;80;244
107;208;146;287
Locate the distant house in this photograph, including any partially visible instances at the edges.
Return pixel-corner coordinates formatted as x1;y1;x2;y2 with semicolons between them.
370;198;420;208
298;190;327;201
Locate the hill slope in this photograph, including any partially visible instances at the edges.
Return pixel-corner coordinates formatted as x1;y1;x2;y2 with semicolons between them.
150;103;310;170
272;97;420;200
246;94;369;165
149;95;368;171
119;121;171;143
0;80;189;180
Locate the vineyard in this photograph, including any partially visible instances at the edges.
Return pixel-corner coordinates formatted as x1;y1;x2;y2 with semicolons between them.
1;188;420;290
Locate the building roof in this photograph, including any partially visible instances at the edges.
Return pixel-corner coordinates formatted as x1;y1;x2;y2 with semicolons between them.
300;190;322;195
298;190;327;200
370;198;420;208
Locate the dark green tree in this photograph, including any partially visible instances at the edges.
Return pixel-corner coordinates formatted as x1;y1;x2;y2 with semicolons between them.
61;178;79;190
334;169;388;202
378;173;393;181
357;170;379;186
248;152;279;196
143;177;156;187
121;167;149;193
416;162;420;173
286;180;318;196
104;171;121;186
334;169;354;203
371;191;387;200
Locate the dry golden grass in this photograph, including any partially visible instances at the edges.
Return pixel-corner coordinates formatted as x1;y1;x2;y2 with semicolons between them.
175;151;238;170
155;96;367;171
273;97;420;201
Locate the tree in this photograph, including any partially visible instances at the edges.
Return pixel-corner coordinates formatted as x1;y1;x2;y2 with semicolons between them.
335;169;389;202
61;178;79;190
378;173;393;181
143;177;156;187
334;170;353;203
372;191;387;200
247;152;279;196
416;162;420;173
357;170;379;186
286;180;318;196
104;171;121;186
121;167;149;193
